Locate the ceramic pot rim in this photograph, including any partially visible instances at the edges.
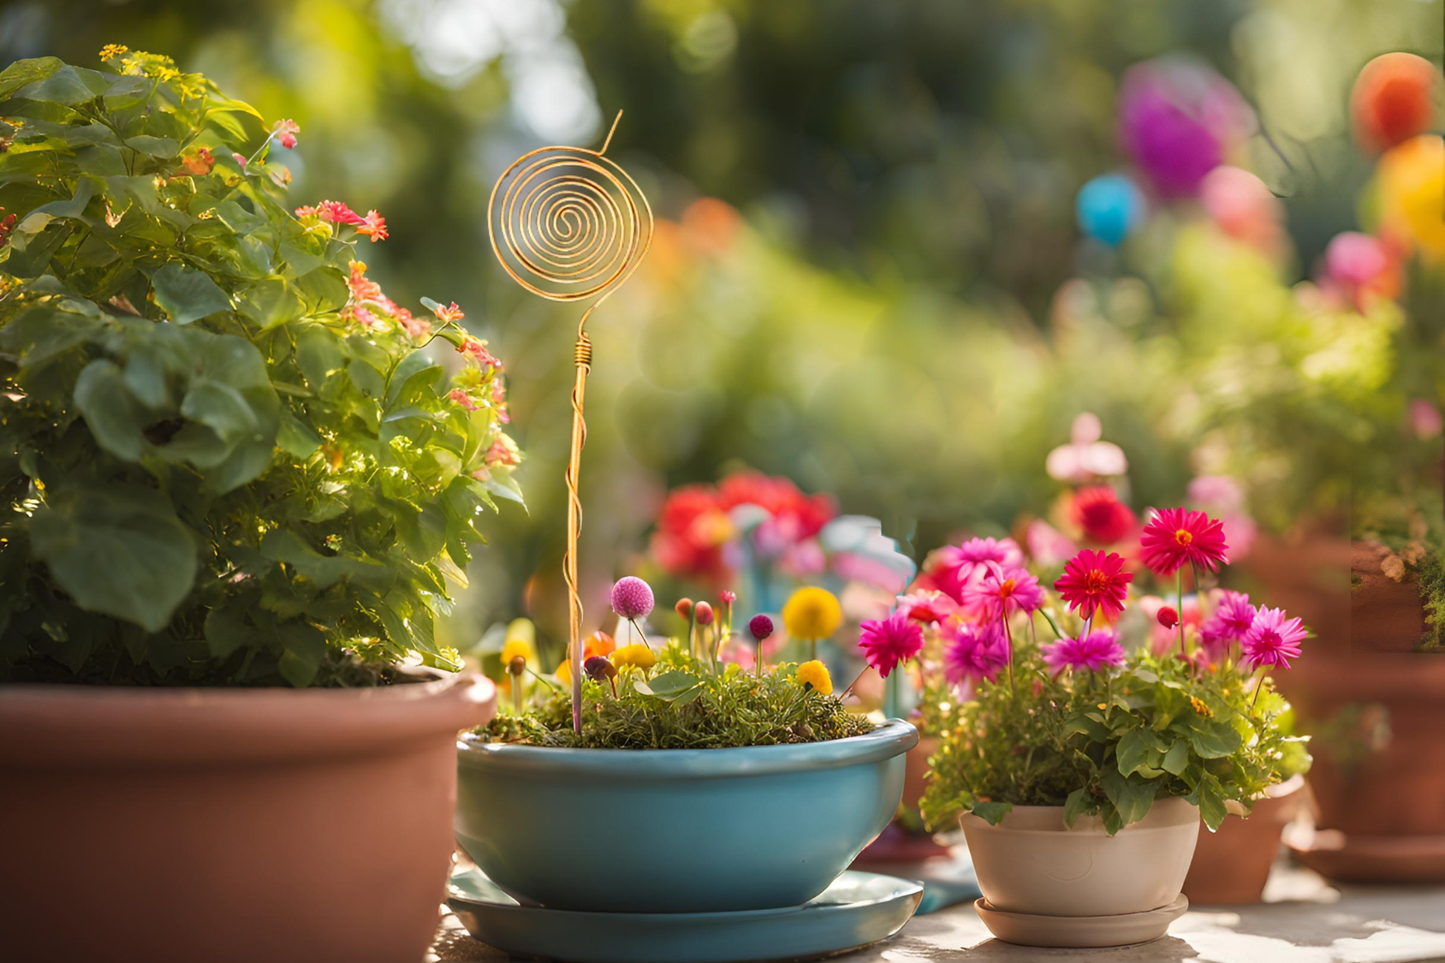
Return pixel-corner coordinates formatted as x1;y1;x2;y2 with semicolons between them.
0;670;497;768
962;796;1199;834
457;718;918;779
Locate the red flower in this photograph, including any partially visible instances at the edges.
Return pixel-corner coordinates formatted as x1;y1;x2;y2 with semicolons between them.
857;611;925;679
1157;606;1180;629
1070;486;1137;544
1140;507;1229;576
0;212;16;249
1054;549;1133;620
649;485;734;582
449;388;479;411
717;472;836;542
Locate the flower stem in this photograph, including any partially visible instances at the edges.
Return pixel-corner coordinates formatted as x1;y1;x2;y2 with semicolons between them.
510;673;522;714
1177;569;1186;657
1002;614;1016;695
1249;666;1266;711
809;638;816;662
630;618;650;650
840;665;871;699
1038;607;1067;641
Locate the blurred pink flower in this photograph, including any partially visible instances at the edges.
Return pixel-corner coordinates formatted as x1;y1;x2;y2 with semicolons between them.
965;564;1045;620
1043;631;1126;676
1201;590;1256;661
1119;57;1254;197
943;621;1010;686
271;118;300;149
1026;518;1078;567
1410;399;1443;439
1046;413;1128;482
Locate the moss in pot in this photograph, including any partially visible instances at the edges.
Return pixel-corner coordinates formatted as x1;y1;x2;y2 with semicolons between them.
456;580;919;913
918;508;1311;947
0;50;521;963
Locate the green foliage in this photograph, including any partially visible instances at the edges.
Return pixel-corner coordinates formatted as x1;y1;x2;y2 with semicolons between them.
0;52;521;686
475;645;874;749
920;649;1310;835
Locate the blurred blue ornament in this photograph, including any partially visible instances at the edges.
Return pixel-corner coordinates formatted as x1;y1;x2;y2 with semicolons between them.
1075;174;1144;247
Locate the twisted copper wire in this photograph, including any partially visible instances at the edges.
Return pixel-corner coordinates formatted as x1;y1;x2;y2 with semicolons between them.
486;113;652;732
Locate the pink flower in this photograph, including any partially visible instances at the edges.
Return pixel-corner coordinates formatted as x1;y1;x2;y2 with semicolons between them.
857;611;925;679
748;614;774;640
457;335;501;369
1140;507;1229;576
429;301;464;323
271;118;300;149
610;576;655;620
357;209;388;242
449;388;479;411
1054;550;1133;621
943;622;1010;686
720;589;737;604
232;152;248;170
965;564;1045;621
1241;607;1306;671
695;601;715;626
895;589;957;624
1200;590;1255;659
1042;631;1126;676
1025;518;1079;567
1046;412;1128;482
921;536;1023;604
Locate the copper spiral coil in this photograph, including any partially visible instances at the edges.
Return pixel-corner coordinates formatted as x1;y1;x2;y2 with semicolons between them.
487;113;652;733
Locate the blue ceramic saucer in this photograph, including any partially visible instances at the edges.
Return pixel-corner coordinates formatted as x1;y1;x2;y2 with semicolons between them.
446;865;923;963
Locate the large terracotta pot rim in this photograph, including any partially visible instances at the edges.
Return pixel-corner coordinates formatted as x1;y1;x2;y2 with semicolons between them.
1;670;496;768
458;718;918;779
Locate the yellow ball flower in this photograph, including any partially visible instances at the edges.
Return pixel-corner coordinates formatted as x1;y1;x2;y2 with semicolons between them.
500;639;535;668
1376;134;1445;260
783;587;843;640
611;643;658;672
795;660;833;695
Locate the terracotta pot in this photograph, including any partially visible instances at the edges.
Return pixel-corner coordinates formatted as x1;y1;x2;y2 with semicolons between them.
1285;654;1445;836
1350;541;1428;651
902;735;940;811
1181;775;1305;904
0;672;496;963
960;797;1199;918
1244;530;1353;652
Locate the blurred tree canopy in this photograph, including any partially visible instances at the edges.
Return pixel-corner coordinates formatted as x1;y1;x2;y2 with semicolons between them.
3;0;1439;650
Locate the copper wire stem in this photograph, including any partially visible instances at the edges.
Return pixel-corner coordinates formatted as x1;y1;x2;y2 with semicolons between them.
565;325;593;731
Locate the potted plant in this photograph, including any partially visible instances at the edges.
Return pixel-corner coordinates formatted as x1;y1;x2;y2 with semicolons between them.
0;50;521;963
455;576;918;913
919;508;1309;947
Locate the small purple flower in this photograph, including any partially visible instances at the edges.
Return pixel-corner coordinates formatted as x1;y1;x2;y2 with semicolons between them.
610;576;655;620
1118;57;1254;197
1200;590;1255;660
748;614;774;640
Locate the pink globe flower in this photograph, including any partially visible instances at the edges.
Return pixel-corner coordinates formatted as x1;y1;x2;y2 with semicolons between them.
1241;607;1307;671
1054;550;1133;621
1118;57;1254;197
857;611;925;679
943;622;1010;686
1140;507;1229;576
609;576;655;620
1042;631;1126;676
694;601;715;626
748;614;774;640
964;564;1045;621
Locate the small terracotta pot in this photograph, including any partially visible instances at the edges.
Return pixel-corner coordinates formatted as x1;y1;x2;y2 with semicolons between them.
1350;541;1428;652
961;797;1199;918
902;734;940;811
0;672;496;963
1181;775;1305;904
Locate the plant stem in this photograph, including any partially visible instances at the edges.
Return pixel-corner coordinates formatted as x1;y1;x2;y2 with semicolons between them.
1002;613;1015;695
1177;569;1186;657
1249;666;1266;711
510;673;522;714
840;665;871;699
1038;607;1067;641
808;638;816;662
629;617;649;650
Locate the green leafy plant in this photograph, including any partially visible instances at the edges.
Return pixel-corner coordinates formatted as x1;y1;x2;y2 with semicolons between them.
0;50;522;686
477;644;872;749
920;648;1310;834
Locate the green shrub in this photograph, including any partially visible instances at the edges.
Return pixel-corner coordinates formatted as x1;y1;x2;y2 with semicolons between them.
0;50;522;686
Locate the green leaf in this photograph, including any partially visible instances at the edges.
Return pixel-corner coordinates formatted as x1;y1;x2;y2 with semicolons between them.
969;801;1014;825
1100;769;1157;829
0;57;62;100
295;324;347;386
13;64;110;106
73;359;145;461
203;599;254;660
1187;719;1243;759
642;670;705;700
151;262;232;325
1062;788;1092;827
1115;728;1165;777
277;620;327;687
260;529;386;589
124;135;178;158
276;409;321;458
29;484;197;633
18;176;96;233
1161;739;1190;775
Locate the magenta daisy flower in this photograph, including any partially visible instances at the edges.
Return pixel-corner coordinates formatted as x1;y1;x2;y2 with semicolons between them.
1200;590;1255;659
1139;507;1229;576
943;622;1010;686
1240;607;1307;670
1042;631;1127;676
1053;549;1133;620
857;610;925;679
923;537;1024;603
964;564;1045;620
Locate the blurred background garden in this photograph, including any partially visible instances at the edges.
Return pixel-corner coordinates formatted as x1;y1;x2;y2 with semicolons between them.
4;0;1440;666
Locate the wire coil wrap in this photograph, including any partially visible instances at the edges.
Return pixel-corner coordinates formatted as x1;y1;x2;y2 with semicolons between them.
486;114;653;734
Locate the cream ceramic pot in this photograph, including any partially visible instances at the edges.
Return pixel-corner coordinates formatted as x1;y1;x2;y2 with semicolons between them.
961;797;1200;917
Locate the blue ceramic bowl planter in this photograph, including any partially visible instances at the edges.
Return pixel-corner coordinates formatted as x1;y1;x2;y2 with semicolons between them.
454;719;918;913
